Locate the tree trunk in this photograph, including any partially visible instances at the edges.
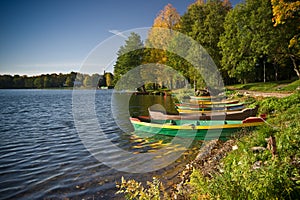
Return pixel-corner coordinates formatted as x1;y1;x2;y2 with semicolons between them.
290;55;300;79
267;135;277;159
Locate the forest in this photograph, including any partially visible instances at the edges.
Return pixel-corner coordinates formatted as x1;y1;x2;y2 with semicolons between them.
0;72;114;89
113;0;300;89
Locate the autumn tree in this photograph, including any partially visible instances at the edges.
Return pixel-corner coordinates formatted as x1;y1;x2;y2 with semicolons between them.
65;76;73;87
83;75;92;88
104;72;114;87
271;0;300;78
145;4;181;64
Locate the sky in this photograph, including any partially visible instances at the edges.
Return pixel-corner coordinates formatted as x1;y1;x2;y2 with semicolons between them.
0;0;242;76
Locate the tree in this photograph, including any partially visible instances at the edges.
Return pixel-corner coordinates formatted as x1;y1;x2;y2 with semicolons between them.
65;71;77;87
65;76;74;87
219;0;289;83
145;3;181;64
104;72;114;87
13;75;24;88
91;73;101;87
24;77;34;88
0;75;13;88
43;75;52;88
83;75;92;88
113;32;144;86
34;77;44;88
152;3;181;30
271;0;300;78
180;0;231;83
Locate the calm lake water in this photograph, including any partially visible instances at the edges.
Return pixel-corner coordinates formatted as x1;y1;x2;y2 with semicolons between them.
0;89;201;199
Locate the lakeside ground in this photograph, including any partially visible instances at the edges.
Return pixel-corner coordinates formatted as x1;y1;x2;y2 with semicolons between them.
117;80;300;199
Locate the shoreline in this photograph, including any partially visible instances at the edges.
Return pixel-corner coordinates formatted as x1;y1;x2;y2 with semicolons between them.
168;139;236;199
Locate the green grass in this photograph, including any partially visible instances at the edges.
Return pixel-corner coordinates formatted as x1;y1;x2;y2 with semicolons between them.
280;79;300;91
227;79;299;92
188;92;300;199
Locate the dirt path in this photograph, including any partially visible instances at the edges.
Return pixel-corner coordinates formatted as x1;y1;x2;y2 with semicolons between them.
236;90;293;98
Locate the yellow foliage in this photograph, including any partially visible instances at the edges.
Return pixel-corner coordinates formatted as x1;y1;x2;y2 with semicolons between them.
271;0;300;26
146;4;181;64
289;35;298;49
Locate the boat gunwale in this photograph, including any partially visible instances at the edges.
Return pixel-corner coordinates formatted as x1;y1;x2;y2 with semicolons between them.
130;118;264;130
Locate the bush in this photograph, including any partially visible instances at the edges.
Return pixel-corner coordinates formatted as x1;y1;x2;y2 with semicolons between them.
116;177;170;200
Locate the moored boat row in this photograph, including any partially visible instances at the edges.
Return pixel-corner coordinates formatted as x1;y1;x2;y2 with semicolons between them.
129;94;265;140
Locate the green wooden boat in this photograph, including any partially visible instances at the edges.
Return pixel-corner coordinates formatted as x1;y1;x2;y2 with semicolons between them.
148;106;259;120
190;95;221;101
175;102;245;111
189;99;240;105
130;117;265;140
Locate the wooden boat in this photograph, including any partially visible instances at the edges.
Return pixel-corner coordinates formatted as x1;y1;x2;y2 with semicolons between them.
130;116;265;140
189;99;240;105
190;95;222;101
147;106;259;120
175;102;246;111
177;104;245;113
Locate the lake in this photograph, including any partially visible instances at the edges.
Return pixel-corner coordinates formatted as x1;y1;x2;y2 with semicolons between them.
0;89;201;199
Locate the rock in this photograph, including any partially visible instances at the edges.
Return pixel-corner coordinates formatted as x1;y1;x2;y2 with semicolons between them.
252;160;262;170
244;91;250;96
232;145;238;150
251;146;266;152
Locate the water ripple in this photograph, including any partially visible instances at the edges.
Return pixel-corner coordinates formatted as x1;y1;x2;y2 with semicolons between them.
0;89;201;199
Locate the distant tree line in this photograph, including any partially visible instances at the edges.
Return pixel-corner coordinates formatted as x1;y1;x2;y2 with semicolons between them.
0;72;114;89
113;0;300;88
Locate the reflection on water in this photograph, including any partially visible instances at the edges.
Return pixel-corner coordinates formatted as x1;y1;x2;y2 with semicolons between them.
129;94;178;116
0;89;201;199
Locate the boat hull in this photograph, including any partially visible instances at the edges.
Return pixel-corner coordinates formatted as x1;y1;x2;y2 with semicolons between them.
148;106;258;120
189;99;240;105
130;117;264;140
190;96;221;101
176;102;245;111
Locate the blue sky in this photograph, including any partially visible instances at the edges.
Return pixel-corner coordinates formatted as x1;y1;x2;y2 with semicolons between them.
0;0;242;76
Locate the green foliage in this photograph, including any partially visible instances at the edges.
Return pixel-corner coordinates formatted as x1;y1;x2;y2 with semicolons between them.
65;76;74;87
34;77;44;89
281;79;300;91
116;177;170;200
188;92;300;199
258;91;300;114
180;0;230;78
0;72;113;89
219;0;298;83
113;32;144;86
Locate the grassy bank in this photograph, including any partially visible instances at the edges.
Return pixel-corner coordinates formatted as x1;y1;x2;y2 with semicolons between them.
189;91;300;199
117;91;300;199
227;79;300;92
